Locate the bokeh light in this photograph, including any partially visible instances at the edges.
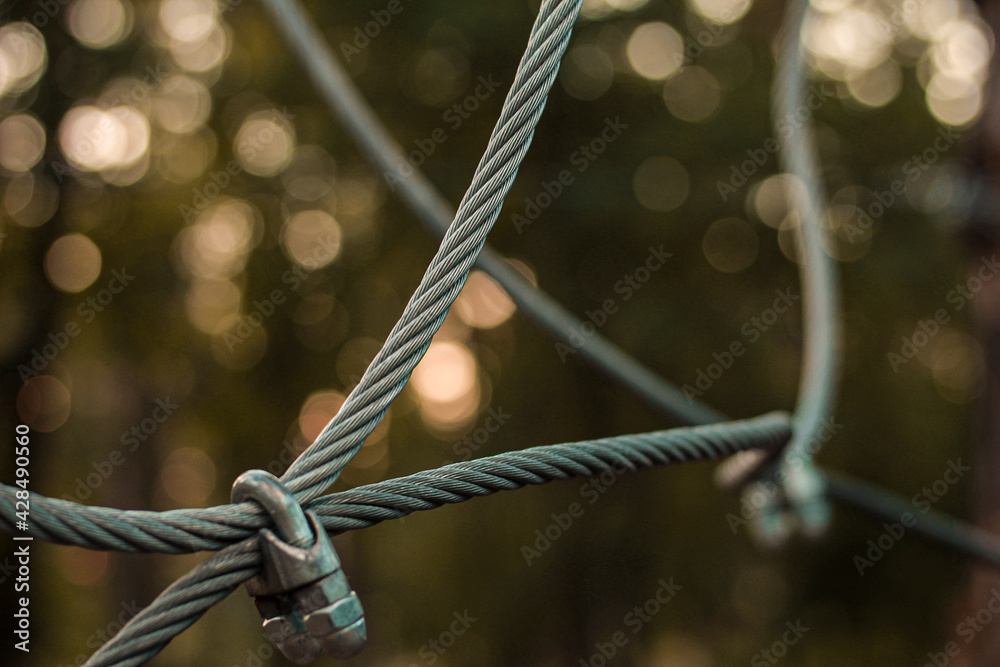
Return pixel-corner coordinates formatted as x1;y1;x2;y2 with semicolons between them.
17;375;72;432
801;0;992;123
176;199;260;280
0;23;47;97
0;114;46;172
687;0;752;25
633;156;690;212
159;447;217;506
153;75;212;134
233;109;295;177
5;173;59;227
55;547;110;586
561;44;615;101
67;0;134;49
454;271;516;329
298;390;346;442
45;234;103;293
663;66;721;122
281;210;342;269
159;0;217;42
626;22;684;81
702;218;759;273
410;341;480;430
57;105;151;178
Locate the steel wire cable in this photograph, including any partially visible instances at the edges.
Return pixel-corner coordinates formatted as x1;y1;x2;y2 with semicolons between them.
0;414;791;553
76;413;790;666
255;0;726;427
2;0;997;665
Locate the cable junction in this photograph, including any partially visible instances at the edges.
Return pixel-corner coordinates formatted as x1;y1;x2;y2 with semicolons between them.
2;0;998;665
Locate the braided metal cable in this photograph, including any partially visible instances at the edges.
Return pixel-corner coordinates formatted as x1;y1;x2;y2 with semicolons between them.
277;0;584;504
74;414;789;665
256;0;726;428
0;413;791;554
67;0;593;662
769;0;841;533
6;0;991;665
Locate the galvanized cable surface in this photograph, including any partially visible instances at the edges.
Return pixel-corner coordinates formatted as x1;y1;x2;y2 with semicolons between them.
824;472;1000;569
255;0;726;428
261;0;832;527
68;0;593;662
2;0;994;665
277;0;584;505
726;0;842;542
75;415;790;666
0;414;791;553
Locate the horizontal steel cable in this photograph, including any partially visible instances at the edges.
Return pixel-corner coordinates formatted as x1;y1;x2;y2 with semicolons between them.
0;413;791;553
76;413;790;666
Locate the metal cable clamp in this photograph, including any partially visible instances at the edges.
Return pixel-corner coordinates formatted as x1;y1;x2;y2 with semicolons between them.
232;470;366;663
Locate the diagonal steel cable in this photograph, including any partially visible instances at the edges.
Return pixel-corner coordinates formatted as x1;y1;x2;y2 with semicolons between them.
72;0;592;662
256;0;726;428
277;0;585;504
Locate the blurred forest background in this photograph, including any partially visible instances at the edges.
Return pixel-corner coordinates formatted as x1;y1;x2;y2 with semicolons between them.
0;0;995;664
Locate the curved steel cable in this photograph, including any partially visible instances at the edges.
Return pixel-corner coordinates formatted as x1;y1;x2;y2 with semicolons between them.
770;0;841;533
70;0;589;662
256;0;726;428
276;0;584;504
3;1;991;666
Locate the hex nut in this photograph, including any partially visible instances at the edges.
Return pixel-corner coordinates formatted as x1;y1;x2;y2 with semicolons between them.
303;592;364;637
313;618;367;660
292;570;351;614
262;614;324;665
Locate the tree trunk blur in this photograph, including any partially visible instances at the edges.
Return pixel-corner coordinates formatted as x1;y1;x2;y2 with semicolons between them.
950;1;1000;663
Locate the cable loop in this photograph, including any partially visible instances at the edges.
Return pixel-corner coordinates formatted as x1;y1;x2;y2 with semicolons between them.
232;469;313;548
231;470;366;664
